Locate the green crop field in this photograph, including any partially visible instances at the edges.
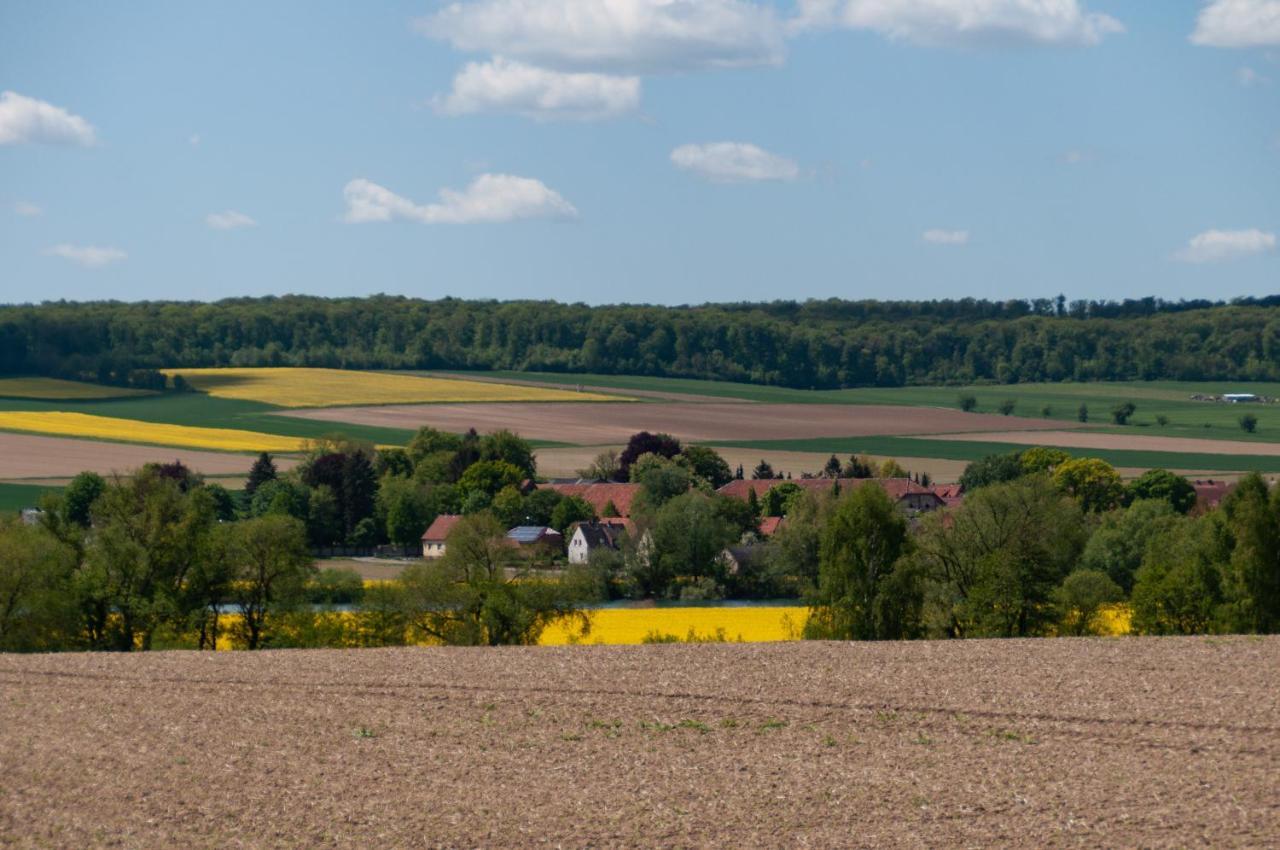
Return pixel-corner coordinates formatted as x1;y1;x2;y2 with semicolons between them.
0;482;63;514
715;435;1280;474
450;371;1280;443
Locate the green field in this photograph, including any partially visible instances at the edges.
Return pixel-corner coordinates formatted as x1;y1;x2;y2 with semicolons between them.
0;482;63;514
452;371;1280;443
715;435;1280;474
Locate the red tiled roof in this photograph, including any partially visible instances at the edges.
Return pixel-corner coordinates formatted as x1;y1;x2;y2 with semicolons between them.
718;477;938;502
1192;479;1234;510
758;516;785;537
931;484;965;507
421;514;463;542
543;482;641;517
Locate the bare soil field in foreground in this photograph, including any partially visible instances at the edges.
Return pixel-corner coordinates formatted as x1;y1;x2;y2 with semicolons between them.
0;432;296;479
287;402;1070;445
923;429;1280;456
2;638;1276;848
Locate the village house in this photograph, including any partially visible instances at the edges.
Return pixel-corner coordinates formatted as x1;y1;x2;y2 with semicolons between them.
567;520;626;565
420;514;462;559
717;478;945;514
720;544;768;576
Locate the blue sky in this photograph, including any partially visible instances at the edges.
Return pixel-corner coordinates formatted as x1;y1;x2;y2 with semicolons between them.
2;0;1277;305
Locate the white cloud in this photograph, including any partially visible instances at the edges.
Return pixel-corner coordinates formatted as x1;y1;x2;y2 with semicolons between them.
343;174;577;224
45;244;127;268
670;142;799;183
206;210;257;230
794;0;1123;47
434;57;640;120
189;133;201;146
1176;228;1276;263
0;91;97;146
923;228;970;245
416;0;785;73
1192;0;1280;48
13;201;42;217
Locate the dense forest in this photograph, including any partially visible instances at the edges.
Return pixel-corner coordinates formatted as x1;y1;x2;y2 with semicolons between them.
4;294;1280;389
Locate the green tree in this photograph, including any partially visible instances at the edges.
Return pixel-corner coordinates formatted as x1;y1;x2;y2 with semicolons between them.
1239;413;1258;434
682;445;734;488
1080;499;1178;593
1019;446;1071;475
804;484;912;640
1110;401;1136;425
1053;457;1123;513
550;495;596;536
479;429;537;479
82;469;218;650
0;520;78;651
958;394;977;412
1125;469;1196;514
407;426;463;466
457;460;524;498
958;452;1024;492
249;477;310;521
760;482;803;517
1053;569;1123;636
62;471;105;528
1131;516;1227;635
997;399;1016;416
1077;403;1089;423
490;485;526;529
751;460;776;480
640;493;738;599
228;514;315;649
914;477;1086;638
630;454;694;511
379;477;435;547
1218;474;1280;633
244;452;277;499
374;447;414;479
397;513;594;645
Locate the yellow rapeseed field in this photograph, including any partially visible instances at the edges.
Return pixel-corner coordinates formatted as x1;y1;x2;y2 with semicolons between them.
162;367;616;408
541;606;810;645
0;411;307;453
0;377;151;400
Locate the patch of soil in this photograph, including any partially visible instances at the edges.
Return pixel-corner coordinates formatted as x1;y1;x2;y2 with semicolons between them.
286;403;1070;446
1;637;1276;848
0;432;297;478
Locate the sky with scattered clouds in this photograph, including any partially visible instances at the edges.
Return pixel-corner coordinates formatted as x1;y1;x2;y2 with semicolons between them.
2;1;1277;305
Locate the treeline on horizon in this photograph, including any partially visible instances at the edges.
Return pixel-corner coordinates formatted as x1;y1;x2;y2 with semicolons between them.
5;294;1280;389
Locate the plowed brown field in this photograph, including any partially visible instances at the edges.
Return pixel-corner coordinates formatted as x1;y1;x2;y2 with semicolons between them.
2;637;1276;848
924;429;1280;455
0;432;297;479
285;402;1069;445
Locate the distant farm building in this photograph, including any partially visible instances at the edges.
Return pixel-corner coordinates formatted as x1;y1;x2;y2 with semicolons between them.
421;514;462;559
506;525;564;550
1223;393;1259;403
757;516;785;537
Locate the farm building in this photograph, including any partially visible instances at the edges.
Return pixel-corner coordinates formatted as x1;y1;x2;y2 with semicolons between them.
420;514;462;559
1191;480;1235;513
1223;393;1259;403
540;482;640;517
567;521;626;565
506;525;564;551
931;484;964;508
717;478;944;515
